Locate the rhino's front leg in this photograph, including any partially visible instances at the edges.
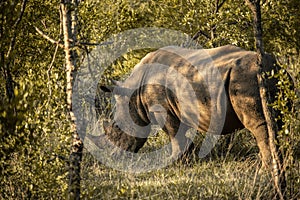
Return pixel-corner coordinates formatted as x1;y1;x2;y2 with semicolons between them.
170;127;195;161
162;112;193;161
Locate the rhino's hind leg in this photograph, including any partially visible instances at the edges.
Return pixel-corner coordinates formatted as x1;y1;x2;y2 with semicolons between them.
249;123;272;168
230;95;272;168
161;111;194;162
233;116;272;168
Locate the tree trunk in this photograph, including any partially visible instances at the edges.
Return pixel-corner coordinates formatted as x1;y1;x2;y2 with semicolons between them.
0;0;27;148
245;0;285;199
60;1;83;199
3;0;27;102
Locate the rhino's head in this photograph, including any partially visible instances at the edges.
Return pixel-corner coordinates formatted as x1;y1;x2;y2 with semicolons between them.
100;82;150;153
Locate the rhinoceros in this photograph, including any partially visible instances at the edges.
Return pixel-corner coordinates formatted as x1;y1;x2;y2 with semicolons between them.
100;45;283;167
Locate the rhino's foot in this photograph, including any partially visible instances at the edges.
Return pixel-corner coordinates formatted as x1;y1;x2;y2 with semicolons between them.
171;142;198;166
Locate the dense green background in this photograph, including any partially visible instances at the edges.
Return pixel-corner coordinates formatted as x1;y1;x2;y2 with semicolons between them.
0;0;299;199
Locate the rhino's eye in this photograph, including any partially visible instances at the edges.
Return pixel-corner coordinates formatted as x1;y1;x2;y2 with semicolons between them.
112;123;121;130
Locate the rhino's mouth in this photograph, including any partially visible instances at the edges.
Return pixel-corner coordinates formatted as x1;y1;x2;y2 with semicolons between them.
103;120;121;135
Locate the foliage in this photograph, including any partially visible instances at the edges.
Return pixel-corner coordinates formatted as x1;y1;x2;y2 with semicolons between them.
0;0;71;198
272;51;300;198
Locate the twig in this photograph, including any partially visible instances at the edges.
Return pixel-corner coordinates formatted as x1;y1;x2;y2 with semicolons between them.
35;25;112;49
192;30;211;41
46;43;59;111
77;41;113;46
34;26;64;48
215;0;226;14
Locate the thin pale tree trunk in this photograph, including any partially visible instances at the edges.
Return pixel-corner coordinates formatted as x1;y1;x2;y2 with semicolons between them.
245;0;285;199
61;1;83;199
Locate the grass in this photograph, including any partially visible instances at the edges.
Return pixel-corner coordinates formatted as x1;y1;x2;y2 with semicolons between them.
80;130;300;199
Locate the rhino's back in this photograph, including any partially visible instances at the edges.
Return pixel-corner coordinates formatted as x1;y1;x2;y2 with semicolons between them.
140;45;255;69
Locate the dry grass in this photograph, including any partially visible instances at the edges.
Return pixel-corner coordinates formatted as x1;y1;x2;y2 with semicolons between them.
81;130;300;199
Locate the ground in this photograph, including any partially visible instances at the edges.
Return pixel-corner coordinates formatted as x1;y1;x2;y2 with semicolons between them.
81;129;300;199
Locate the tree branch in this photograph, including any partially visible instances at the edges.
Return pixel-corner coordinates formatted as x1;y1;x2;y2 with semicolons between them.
192;30;211;41
215;0;226;14
34;26;64;48
47;43;60;108
77;41;113;46
35;26;112;49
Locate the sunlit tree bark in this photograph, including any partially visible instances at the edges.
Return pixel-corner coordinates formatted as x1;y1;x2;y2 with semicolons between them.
60;0;83;199
245;0;285;199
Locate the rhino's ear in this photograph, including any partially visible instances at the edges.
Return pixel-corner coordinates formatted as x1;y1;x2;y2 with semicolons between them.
100;82;134;97
111;80;122;86
100;80;122;93
100;85;115;93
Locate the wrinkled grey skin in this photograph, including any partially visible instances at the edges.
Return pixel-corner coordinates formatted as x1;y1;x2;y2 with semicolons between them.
100;45;285;167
